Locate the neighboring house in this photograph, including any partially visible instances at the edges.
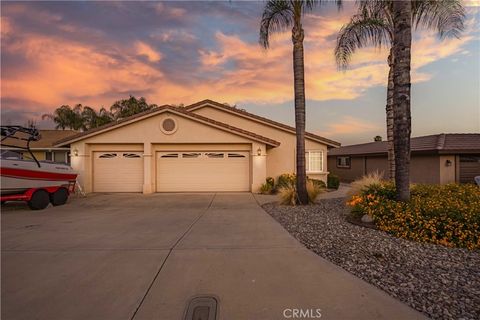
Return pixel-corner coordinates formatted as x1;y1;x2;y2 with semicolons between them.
54;99;340;193
1;130;76;164
328;133;480;184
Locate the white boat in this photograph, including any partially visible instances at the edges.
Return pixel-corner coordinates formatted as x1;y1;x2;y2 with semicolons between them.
0;157;77;196
0;126;77;209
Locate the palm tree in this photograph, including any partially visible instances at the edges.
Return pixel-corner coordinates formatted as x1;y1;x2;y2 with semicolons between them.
260;0;340;204
42;105;82;130
335;0;465;182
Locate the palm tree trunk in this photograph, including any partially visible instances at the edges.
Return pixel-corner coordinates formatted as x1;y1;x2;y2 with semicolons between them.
392;0;412;202
292;23;308;205
386;49;395;180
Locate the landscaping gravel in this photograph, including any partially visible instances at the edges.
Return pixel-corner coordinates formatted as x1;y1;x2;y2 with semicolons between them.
262;198;480;320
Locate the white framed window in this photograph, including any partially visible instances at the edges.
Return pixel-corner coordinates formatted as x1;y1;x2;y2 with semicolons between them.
336;156;351;168
305;150;323;173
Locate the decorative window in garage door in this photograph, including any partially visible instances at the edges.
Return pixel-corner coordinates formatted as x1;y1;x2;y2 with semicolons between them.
161;153;179;158
206;152;224;158
99;153;117;158
182;153;201;158
228;153;246;158
123;153;142;158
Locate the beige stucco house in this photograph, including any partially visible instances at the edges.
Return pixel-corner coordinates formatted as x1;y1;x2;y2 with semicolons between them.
54;99;340;193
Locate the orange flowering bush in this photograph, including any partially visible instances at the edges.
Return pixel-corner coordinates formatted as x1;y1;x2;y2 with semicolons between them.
347;183;480;250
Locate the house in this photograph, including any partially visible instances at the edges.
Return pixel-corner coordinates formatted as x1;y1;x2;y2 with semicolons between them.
54;99;340;193
1;130;76;164
327;133;480;184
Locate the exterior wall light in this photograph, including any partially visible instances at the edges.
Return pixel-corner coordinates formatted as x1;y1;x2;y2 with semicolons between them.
257;147;262;156
73;149;78;157
445;159;452;167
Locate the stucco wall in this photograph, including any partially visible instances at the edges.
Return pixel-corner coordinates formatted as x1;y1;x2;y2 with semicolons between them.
327;154;443;184
366;156;388;179
193;106;329;184
69;111;267;193
327;156;365;182
439;155;456;184
410;155;440;184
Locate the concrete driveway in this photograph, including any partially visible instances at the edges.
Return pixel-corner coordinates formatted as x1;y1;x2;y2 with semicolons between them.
1;193;426;320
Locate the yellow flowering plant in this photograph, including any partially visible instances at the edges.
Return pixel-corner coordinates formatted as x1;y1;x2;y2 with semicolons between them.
346;183;480;250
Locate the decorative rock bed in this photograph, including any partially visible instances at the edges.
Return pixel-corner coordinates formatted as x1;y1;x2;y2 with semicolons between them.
262;198;480;320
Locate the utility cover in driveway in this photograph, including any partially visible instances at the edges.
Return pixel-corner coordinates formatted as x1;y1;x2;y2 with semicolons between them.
156;151;249;192
184;296;218;320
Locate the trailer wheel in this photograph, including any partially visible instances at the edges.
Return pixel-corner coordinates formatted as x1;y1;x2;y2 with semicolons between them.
28;190;50;210
51;188;69;206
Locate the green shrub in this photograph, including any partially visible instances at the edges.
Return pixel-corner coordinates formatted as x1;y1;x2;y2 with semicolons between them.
276;173;296;190
347;183;480;249
310;179;326;189
306;180;323;202
266;177;275;188
347;171;385;198
259;177;275;194
278;178;323;205
327;174;340;189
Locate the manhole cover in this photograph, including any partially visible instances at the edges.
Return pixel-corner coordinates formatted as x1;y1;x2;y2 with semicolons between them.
184;296;218;320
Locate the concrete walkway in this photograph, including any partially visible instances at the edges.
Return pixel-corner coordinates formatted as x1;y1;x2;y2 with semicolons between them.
2;193;426;320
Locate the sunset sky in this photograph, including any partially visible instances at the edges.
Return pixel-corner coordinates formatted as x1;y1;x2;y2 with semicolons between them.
1;1;479;145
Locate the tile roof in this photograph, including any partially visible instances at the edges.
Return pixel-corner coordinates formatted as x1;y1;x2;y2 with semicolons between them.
328;134;480;156
54;105;280;147
2;130;76;149
185;99;341;147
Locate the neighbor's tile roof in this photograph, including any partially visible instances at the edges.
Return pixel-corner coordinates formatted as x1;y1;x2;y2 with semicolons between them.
54;105;281;147
328;133;480;156
185;99;341;147
2;130;76;149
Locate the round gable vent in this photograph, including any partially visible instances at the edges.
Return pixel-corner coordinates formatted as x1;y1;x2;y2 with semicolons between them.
160;117;177;134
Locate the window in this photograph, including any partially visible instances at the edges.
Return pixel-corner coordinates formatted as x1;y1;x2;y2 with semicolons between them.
228;153;246;158
54;152;67;163
99;153;117;159
336;156;351;168
305;151;323;173
205;152;224;158
45;151;53;161
123;153;141;158
161;153;178;158
182;153;201;158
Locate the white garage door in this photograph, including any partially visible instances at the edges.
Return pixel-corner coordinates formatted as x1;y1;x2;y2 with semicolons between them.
156;151;250;192
93;152;143;192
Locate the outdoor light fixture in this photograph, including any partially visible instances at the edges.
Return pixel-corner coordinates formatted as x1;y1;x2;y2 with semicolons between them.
73;149;78;157
445;159;452;167
257;147;262;156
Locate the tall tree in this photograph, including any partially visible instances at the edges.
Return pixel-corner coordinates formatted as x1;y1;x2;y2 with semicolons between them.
335;0;465;181
260;0;340;204
42;105;83;130
110;95;157;120
391;0;412;201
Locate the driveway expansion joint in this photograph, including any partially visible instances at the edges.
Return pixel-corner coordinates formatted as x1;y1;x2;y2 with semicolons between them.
129;193;216;320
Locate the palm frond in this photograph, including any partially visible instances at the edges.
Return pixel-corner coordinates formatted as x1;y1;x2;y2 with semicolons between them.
259;0;293;49
413;0;465;39
335;9;391;70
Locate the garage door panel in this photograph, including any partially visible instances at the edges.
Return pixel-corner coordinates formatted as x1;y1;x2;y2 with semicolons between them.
93;152;143;192
156;151;249;192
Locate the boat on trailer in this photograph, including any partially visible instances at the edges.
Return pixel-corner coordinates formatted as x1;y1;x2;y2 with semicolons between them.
0;126;77;210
